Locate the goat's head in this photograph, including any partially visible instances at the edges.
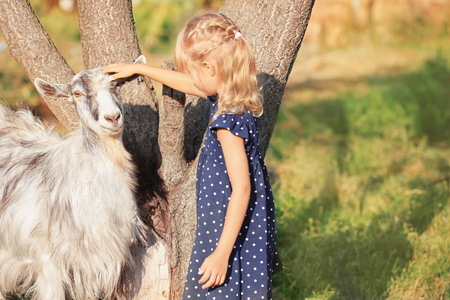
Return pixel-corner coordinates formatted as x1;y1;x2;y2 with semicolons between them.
34;56;146;138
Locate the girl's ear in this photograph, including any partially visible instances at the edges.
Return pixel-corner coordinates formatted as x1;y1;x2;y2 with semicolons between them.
202;61;217;77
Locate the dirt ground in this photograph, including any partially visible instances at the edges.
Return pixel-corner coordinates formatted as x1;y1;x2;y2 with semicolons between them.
285;40;450;102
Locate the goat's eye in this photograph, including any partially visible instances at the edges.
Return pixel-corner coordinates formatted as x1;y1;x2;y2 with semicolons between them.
73;91;83;98
111;81;122;89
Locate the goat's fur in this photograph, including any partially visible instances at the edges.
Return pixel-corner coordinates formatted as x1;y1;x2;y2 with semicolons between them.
0;56;147;300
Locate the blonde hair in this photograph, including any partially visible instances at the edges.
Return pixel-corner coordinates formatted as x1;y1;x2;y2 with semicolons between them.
174;13;263;121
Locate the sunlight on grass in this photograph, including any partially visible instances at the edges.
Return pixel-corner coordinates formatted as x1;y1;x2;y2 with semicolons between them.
268;56;450;299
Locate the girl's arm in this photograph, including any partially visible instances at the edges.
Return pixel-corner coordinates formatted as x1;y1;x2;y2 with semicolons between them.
103;63;207;99
198;129;251;289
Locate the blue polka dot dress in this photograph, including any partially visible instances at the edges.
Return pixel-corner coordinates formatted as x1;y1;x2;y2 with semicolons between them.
182;97;283;300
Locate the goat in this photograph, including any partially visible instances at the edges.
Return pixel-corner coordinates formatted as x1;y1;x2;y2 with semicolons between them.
0;56;146;300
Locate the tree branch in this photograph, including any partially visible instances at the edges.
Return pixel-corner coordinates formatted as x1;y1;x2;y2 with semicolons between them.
76;0;157;107
0;0;79;130
426;175;450;188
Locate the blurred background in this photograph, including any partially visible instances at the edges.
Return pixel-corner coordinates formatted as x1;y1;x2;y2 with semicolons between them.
1;0;450;299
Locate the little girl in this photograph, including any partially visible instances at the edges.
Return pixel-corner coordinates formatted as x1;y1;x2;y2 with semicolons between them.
104;12;282;299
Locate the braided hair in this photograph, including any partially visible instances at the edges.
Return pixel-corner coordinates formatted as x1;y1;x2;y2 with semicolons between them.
175;13;263;122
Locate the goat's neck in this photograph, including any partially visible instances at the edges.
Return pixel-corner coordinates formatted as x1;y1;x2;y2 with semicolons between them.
82;127;100;152
82;126;136;189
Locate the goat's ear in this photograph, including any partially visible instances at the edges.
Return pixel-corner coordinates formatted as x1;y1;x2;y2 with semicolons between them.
111;56;147;86
112;78;126;88
134;55;146;65
34;78;71;100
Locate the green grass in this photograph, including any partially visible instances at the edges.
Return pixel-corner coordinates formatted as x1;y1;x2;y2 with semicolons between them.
268;56;450;299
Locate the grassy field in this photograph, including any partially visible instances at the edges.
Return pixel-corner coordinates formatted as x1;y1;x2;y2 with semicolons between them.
269;53;450;299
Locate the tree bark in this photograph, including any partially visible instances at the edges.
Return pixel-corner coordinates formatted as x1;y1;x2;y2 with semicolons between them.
158;61;197;299
0;0;315;299
0;0;78;130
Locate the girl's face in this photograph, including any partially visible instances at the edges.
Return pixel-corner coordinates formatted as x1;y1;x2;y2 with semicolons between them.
188;61;219;97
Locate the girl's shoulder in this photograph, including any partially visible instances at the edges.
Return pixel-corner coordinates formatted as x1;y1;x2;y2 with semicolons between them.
210;112;253;139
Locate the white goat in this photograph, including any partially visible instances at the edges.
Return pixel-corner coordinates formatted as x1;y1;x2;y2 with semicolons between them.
0;56;146;300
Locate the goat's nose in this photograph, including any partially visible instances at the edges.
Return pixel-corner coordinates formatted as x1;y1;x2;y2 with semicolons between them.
104;112;121;125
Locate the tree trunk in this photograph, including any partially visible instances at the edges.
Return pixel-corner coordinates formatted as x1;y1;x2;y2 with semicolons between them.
0;0;315;299
220;0;315;157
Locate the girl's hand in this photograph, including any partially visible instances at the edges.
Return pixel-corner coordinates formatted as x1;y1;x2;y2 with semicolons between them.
103;63;138;80
198;250;228;289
